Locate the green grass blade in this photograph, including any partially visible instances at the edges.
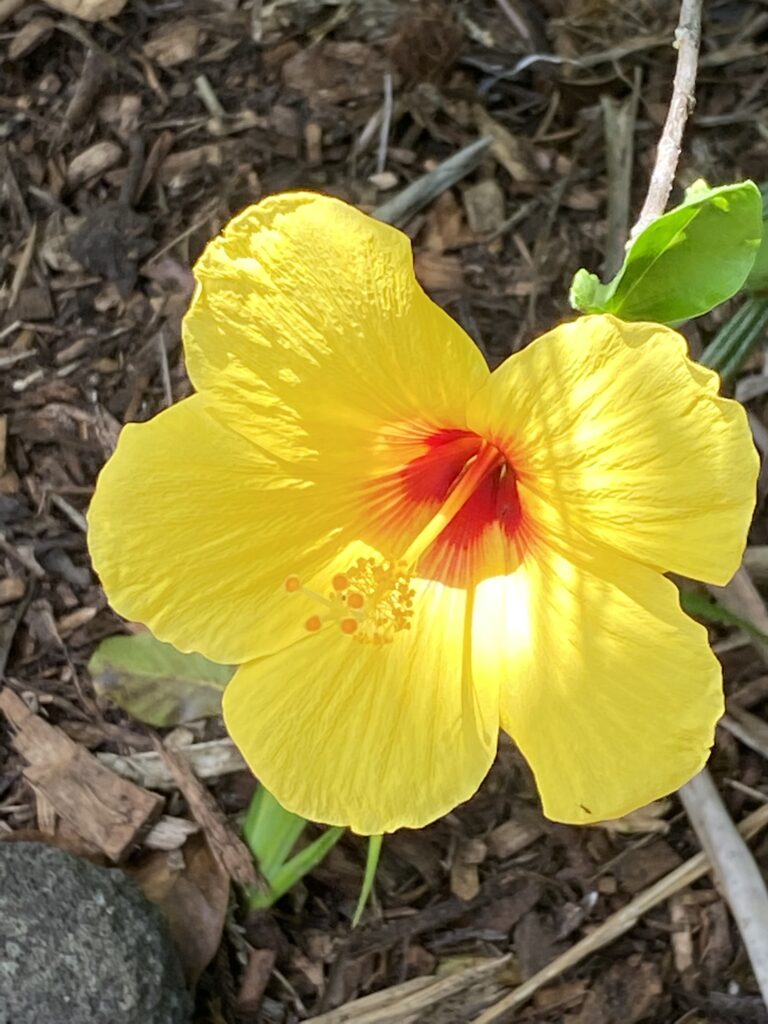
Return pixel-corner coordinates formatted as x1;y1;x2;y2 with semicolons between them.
681;590;768;645
243;786;307;879
249;827;345;908
352;835;383;927
700;295;768;379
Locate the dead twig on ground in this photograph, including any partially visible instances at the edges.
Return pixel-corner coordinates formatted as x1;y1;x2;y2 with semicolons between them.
373;137;491;227
309;805;768;1024
471;804;768;1024
679;771;768;1003
631;0;703;237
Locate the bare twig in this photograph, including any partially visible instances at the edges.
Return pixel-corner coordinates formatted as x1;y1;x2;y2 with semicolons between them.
373;137;491;227
709;566;768;667
376;73;393;176
680;771;768;1003
471;803;768;1024
631;0;703;237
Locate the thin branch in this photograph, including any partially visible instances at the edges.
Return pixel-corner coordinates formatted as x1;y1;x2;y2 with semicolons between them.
470;804;768;1024
680;771;768;1004
631;0;703;237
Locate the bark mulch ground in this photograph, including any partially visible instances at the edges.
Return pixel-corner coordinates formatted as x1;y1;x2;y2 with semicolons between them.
3;1;768;1021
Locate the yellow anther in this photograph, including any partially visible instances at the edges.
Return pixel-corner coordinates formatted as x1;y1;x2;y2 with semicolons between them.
342;556;415;644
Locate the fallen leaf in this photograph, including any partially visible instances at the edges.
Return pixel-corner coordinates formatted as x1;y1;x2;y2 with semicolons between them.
128;835;230;985
88;632;234;727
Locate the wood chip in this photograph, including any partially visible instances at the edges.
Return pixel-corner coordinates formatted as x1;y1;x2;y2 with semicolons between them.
236;947;277;1018
0;688;162;861
66;141;123;189
98;737;246;789
487;818;543;858
0;576;25;605
8;15;55;60
144;19;200;68
413;251;463;292
143;815;200;851
42;0;128;21
152;738;259;890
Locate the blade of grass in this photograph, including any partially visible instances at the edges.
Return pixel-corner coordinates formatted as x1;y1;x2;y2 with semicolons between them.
353;834;383;927
249;826;345;908
243;785;306;878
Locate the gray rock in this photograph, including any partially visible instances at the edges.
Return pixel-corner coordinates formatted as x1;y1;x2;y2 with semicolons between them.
0;841;193;1024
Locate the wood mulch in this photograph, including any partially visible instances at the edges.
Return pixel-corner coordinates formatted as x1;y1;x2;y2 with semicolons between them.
3;1;768;1021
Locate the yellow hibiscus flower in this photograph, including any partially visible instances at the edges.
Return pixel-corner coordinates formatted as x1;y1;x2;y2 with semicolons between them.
88;192;758;835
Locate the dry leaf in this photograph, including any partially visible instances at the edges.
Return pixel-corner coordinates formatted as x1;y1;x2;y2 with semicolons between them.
129;835;230;985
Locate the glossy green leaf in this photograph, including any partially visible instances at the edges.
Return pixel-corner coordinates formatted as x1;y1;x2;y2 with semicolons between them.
746;232;768;292
569;180;763;323
88;631;233;726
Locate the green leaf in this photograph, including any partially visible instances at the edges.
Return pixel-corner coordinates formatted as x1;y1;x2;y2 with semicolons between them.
746;231;768;292
88;632;233;726
680;590;768;645
570;180;763;323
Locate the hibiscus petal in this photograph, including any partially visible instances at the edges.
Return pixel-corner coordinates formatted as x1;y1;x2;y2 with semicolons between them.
467;314;757;585
472;543;723;824
88;396;347;664
183;192;488;471
223;575;499;834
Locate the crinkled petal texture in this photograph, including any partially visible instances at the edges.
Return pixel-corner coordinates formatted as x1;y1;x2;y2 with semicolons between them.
183;191;489;476
468;315;758;585
88;396;350;664
89;189;758;835
88;195;488;665
472;543;724;824
223;558;499;834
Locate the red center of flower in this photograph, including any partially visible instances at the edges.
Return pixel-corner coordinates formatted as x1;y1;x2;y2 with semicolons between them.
365;427;529;587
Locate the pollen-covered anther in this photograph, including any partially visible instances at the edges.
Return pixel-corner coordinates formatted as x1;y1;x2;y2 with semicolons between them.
340;618;358;635
305;615;323;632
284;574;301;593
340;556;416;645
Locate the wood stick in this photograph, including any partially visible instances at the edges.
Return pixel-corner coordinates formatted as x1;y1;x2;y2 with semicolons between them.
680;771;768;1004
631;0;703;237
471;802;768;1024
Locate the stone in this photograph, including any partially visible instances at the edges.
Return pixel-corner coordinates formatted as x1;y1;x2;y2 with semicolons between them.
0;842;193;1024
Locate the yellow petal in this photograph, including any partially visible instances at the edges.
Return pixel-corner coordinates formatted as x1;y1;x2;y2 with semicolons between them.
88;396;347;664
184;192;488;470
468;314;757;585
472;542;723;824
223;570;498;833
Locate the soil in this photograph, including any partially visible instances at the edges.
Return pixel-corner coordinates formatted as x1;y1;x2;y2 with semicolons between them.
2;1;768;1022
